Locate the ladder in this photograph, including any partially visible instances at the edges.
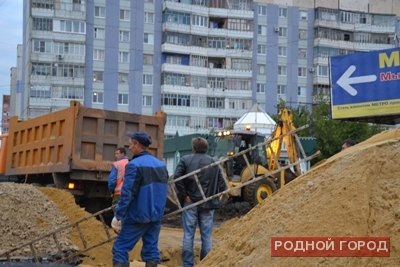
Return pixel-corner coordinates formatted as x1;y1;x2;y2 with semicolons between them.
165;124;320;218
0;206;116;265
0;125;320;264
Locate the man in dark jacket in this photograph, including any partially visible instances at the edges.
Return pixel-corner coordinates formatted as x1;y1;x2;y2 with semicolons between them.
174;137;226;267
111;131;169;267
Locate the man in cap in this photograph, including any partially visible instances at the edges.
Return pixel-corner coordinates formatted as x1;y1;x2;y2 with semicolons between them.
111;131;169;267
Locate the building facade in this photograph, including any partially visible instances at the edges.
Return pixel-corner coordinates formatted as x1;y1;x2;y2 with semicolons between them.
19;0;400;136
1;95;11;134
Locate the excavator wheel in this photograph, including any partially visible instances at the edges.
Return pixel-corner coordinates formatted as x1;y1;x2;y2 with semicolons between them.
244;177;277;207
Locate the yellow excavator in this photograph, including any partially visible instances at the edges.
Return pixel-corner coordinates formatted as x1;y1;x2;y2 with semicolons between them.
209;108;302;206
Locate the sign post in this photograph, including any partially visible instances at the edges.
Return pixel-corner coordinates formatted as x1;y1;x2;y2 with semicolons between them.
330;47;400;120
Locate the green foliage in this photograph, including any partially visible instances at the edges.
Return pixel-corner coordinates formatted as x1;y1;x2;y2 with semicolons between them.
272;94;387;164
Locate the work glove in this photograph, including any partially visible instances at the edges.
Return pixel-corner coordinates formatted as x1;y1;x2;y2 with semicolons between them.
111;217;121;234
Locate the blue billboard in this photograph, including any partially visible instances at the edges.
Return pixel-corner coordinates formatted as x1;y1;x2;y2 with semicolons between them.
330;47;400;119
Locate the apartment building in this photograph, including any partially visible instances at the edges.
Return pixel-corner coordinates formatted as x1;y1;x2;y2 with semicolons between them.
19;0;400;137
1;95;11;134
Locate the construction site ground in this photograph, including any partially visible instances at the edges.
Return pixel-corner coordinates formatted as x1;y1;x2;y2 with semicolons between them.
1;128;400;266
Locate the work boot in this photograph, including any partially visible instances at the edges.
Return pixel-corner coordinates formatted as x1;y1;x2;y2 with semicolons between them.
113;262;129;267
145;261;158;267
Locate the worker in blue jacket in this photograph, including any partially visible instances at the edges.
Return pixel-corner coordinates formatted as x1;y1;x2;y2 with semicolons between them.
111;131;169;267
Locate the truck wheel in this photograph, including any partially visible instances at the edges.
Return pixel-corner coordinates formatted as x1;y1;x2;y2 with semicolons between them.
244;177;277;207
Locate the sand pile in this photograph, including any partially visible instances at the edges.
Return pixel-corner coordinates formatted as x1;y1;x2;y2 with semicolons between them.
197;128;400;267
0;183;76;256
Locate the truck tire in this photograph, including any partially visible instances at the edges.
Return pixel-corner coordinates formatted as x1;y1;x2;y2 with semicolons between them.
244;177;277;207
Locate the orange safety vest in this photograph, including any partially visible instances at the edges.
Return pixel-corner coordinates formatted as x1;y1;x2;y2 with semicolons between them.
113;158;129;195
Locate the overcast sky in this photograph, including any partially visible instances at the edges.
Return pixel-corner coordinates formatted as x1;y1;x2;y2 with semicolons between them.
0;1;23;102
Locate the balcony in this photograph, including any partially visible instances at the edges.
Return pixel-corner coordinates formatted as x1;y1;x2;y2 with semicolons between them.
314;38;354;50
163;1;208;17
162;43;206;56
313;56;329;66
30;75;84;86
162;63;208;76
208;28;253;39
313;76;330;85
30;53;85;64
208;7;253;19
162;22;191;35
355;23;395;34
353;42;394;52
207;67;252;79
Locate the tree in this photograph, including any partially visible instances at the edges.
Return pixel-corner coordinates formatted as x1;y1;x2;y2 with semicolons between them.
270;94;386;164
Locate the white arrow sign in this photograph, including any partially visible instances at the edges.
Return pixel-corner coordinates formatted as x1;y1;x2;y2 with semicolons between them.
336;65;377;96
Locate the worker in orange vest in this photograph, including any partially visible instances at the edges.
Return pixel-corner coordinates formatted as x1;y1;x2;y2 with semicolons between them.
108;147;129;212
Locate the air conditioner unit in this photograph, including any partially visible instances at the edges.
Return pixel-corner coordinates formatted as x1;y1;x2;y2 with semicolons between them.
309;68;315;73
57;54;64;60
274;27;279;32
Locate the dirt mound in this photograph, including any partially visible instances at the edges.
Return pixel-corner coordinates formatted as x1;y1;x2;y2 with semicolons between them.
0;183;76;257
196;128;400;267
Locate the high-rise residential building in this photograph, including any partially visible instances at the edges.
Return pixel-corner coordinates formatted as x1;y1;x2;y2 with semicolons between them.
1;95;11;133
19;0;400;137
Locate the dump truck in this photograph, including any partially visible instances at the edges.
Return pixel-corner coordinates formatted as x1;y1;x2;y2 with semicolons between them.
0;101;166;212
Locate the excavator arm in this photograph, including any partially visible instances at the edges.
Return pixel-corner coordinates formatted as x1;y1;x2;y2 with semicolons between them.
267;108;301;176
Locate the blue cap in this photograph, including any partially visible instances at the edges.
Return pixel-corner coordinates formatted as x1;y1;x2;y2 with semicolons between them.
127;131;152;146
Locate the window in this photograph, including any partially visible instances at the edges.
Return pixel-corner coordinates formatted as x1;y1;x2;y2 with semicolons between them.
94;28;105;39
119;52;129;63
298;67;307;77
191;15;208;27
317;65;328;76
94;6;105;18
163;11;191;25
145;0;153;2
93;49;105;61
143;74;153;85
231;59;251;70
54;42;85;55
93;71;104;82
53;86;84;100
257;83;265;94
278;27;287;37
120;9;130;21
143;54;154;65
277;85;286;95
341;11;353;23
31;62;51;76
32;0;54;9
144;33;154;44
33;40;51;53
278;46;287;57
143;96;153;106
93;92;104;103
30;85;51;98
59;20;86;34
278;66;287;76
207;97;225;109
167;55;182;65
257;64;265;74
32;17;53;31
144;12;154;23
298;87;307;96
118;94;128;105
208;117;223;128
300;11;308;20
279;8;287;18
52;64;84;78
257;44;266;55
299;29;308;40
258;5;267;15
258;25;267;35
118;73;128;84
167;115;190;127
298;48;307;59
119;30;129;42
